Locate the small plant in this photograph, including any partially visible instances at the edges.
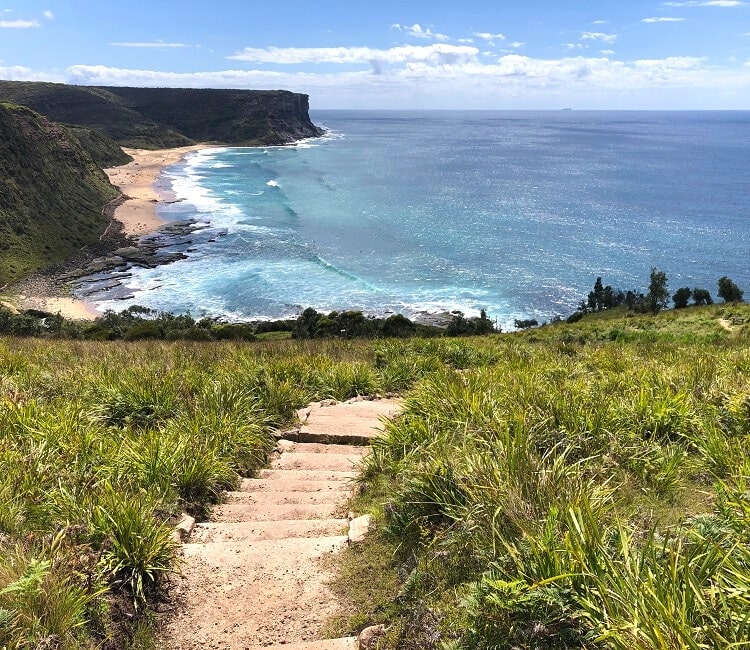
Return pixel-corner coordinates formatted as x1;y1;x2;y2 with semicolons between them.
93;490;177;605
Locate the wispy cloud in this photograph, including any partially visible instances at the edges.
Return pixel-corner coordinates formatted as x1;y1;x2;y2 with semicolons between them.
642;16;686;22
581;31;619;43
109;40;190;48
474;32;506;41
227;44;478;67
392;23;449;41
0;19;40;28
592;20;610;24
43;10;53;20
63;55;742;103
508;41;525;48
664;0;744;6
600;49;616;55
473;32;507;47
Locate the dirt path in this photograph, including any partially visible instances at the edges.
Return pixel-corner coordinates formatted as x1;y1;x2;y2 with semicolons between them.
161;398;401;650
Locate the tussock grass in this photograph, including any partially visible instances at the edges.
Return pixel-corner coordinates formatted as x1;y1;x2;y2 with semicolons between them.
2;309;750;648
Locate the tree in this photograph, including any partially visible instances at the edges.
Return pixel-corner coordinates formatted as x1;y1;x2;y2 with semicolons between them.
646;268;669;314
292;307;320;339
692;288;713;306
672;287;692;309
717;276;744;303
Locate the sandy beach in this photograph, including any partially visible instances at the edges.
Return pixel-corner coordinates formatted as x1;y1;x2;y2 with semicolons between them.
105;144;208;237
7;144;208;320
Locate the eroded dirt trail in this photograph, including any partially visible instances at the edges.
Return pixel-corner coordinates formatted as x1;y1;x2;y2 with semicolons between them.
161;398;401;650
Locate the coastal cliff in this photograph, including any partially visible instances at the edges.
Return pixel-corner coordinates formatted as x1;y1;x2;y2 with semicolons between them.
0;102;118;285
0;82;324;149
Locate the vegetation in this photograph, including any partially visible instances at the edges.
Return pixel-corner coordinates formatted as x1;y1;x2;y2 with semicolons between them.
0;305;500;342
0;82;322;149
0;103;118;285
348;304;750;648
1;293;749;648
718;276;744;303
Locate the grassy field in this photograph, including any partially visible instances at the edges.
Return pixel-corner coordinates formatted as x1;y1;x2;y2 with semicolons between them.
1;303;749;648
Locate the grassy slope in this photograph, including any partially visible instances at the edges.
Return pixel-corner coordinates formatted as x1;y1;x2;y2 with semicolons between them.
0;103;118;285
0;305;748;648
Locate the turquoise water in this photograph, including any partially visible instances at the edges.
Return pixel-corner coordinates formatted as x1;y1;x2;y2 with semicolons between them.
88;111;750;329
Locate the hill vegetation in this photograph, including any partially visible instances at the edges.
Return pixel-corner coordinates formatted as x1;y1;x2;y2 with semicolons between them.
0;102;118;286
0;303;749;648
0;82;323;149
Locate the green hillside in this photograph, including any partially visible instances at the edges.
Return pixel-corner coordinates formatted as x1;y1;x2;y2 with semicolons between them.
0;81;323;149
0;102;118;285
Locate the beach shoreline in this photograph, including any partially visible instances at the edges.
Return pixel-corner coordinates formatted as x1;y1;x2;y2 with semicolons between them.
105;144;209;237
4;144;209;321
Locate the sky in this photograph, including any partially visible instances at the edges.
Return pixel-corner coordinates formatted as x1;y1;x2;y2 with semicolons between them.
1;0;750;109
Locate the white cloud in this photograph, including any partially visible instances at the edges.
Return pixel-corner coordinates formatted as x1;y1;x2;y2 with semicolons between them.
227;44;479;67
457;38;474;43
473;32;506;41
509;41;525;48
0;19;40;28
581;32;618;43
664;0;744;5
592;20;609;24
43;10;53;20
2;48;748;109
564;43;585;50
0;65;62;81
110;41;190;48
392;23;449;41
642;16;686;22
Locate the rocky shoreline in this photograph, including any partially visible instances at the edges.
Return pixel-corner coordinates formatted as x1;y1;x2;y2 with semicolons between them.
7;199;203;308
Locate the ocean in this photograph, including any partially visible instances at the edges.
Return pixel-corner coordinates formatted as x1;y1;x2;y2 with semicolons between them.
86;110;750;330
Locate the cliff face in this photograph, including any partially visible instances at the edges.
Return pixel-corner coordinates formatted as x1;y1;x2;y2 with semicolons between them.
0;82;323;149
0;103;117;285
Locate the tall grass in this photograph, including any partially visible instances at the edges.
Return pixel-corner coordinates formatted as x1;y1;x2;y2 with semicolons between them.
362;334;750;648
1;307;749;648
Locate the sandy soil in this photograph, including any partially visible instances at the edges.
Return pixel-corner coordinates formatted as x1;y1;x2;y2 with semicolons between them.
105;144;209;237
159;398;401;650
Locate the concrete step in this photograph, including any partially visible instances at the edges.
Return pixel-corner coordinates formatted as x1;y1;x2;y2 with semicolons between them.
212;502;342;522
191;519;348;543
272;452;361;472
239;477;354;493
278;440;370;456
249;638;358;650
257;468;357;482
224;489;350;507
172;536;349;646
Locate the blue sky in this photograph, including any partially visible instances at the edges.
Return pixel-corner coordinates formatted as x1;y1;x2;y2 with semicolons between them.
2;0;750;108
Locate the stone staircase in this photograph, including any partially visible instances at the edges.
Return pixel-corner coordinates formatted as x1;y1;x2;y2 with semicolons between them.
161;398;400;650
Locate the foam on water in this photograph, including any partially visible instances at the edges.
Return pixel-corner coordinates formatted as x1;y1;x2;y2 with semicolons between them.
84;111;750;324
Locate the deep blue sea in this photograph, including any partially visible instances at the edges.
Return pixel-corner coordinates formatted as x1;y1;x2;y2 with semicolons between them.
87;111;750;329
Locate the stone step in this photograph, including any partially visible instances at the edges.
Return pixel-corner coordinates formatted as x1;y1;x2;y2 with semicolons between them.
212;502;342;523
280;428;377;446
249;638;358;650
224;489;350;507
277;440;370;456
191;519;348;543
239;477;354;493
173;536;349;646
272;452;361;472
257;468;357;482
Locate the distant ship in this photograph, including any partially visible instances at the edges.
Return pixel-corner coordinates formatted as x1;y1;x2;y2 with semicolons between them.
561;108;573;111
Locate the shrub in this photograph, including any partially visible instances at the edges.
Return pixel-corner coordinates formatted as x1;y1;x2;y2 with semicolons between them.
672;287;692;309
718;276;744;303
